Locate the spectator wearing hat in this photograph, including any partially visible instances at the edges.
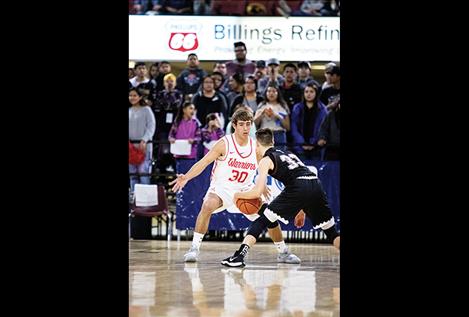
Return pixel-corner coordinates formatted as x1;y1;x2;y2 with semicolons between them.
225;42;256;78
319;63;340;111
257;57;285;94
254;60;267;82
297;61;320;90
177;53;208;100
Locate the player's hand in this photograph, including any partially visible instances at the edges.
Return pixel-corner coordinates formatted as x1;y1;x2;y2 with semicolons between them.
262;186;271;201
170;174;188;192
294;210;306;228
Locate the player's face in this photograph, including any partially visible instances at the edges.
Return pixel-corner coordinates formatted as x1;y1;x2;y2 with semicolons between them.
233;120;252;137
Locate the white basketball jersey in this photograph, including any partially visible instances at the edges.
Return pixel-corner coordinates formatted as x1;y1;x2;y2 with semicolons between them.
210;134;257;190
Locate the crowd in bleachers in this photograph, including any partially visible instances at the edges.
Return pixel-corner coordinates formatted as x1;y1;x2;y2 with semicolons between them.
129;41;340;189
129;0;339;17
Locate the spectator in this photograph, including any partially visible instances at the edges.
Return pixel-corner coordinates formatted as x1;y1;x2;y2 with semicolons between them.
319;63;340;111
191;76;228;128
155;60;172;93
279;63;303;112
258;58;284;94
211;0;245;16
210;71;230;112
160;0;193;14
254;84;290;150
254;60;267;82
130;62;156;107
131;0;162;14
230;75;264;116
201;113;224;155
152;73;183;172
297;61;320;90
245;0;276;16
129;88;156;192
225;41;256;78
177;53;208;100
290;83;327;160
169;102;201;170
194;0;212;14
225;72;245;111
318;98;340;160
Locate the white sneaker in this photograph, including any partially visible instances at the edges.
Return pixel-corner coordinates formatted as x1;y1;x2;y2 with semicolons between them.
184;246;199;262
277;251;301;264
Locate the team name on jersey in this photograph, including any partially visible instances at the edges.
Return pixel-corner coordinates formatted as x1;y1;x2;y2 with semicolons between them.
227;158;256;170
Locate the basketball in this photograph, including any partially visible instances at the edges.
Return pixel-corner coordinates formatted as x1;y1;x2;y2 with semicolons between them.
236;197;262;215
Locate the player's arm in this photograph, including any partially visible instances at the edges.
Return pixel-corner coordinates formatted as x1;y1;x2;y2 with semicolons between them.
234;156;273;201
170;139;226;192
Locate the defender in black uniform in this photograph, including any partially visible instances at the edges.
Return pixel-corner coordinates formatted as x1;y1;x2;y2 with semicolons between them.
221;128;340;267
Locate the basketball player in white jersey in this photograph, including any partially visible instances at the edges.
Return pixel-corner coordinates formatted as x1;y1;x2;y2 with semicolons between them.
170;109;301;263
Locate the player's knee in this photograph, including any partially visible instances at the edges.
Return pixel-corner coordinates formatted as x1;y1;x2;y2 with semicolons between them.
247;215;271;239
201;198;220;214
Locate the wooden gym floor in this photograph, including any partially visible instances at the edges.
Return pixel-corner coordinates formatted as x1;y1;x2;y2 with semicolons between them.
129;240;340;317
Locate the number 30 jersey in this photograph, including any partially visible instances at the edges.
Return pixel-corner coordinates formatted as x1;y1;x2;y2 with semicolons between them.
210;134;258;191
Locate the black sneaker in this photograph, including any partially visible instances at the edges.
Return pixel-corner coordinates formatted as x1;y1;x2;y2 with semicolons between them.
221;251;246;267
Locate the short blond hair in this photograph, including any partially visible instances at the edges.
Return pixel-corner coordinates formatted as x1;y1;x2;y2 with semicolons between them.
164;73;176;82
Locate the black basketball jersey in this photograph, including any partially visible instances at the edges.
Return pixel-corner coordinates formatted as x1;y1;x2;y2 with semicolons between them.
264;147;315;186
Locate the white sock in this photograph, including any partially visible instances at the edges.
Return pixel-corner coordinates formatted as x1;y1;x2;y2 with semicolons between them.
274;241;288;253
192;232;204;250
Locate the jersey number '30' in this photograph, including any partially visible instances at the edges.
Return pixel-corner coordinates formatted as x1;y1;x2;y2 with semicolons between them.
228;170;248;182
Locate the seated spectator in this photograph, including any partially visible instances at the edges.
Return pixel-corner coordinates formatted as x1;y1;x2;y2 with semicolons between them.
194;0;212;15
131;0;162;15
291;83;327;160
211;0;245;16
245;0;276;16
160;0;193;15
